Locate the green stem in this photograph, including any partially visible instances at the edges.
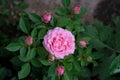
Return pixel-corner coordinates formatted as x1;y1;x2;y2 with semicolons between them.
58;76;61;80
103;43;120;53
27;47;31;60
97;39;120;53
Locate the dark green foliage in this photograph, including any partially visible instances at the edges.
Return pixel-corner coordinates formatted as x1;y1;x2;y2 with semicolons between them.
2;0;120;80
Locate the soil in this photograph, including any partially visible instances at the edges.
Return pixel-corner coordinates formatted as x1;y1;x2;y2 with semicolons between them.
94;0;120;24
24;0;120;24
24;0;100;24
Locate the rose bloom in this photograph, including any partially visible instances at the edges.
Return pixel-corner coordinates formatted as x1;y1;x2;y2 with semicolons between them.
25;36;33;45
79;40;87;48
43;27;75;59
42;13;51;23
74;6;81;14
56;66;64;76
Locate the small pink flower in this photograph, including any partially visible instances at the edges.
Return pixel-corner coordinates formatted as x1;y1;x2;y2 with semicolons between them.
56;66;64;76
74;6;81;14
43;27;75;59
79;40;87;48
25;36;33;45
42;13;51;23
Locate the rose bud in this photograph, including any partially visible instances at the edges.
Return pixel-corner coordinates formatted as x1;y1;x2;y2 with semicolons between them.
56;66;64;76
73;6;81;14
79;40;87;48
42;13;51;23
87;56;93;62
25;36;33;45
48;55;55;62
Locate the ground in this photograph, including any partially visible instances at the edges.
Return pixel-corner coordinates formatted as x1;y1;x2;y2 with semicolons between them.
24;0;100;24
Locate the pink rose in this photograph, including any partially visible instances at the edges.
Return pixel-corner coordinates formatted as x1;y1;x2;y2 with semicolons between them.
74;6;81;14
25;36;33;45
79;40;87;48
42;13;51;23
56;66;64;76
43;27;75;59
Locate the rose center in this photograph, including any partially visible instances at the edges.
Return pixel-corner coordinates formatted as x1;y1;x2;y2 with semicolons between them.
52;37;66;52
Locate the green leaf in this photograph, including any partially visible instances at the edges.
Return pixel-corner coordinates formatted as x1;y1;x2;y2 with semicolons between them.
10;56;23;67
85;47;92;55
19;47;29;62
55;7;66;16
63;72;71;80
80;59;88;67
81;37;91;42
115;32;120;51
80;68;91;77
50;17;57;26
31;28;37;38
94;54;115;80
109;55;120;74
48;63;56;77
19;17;30;34
18;55;29;62
91;52;104;59
66;24;73;31
38;28;47;39
75;25;85;33
20;47;27;57
112;18;120;31
84;25;106;49
0;0;6;5
6;43;21;51
74;19;82;25
40;59;52;66
73;61;81;73
18;63;31;79
27;48;36;60
77;48;84;55
64;55;74;62
84;25;98;38
63;62;72;71
37;47;48;57
31;58;41;67
30;48;36;59
18;36;26;45
33;39;40;47
90;39;105;49
72;76;78;80
62;0;70;8
51;75;56;80
99;26;112;42
28;13;41;22
36;25;46;29
43;76;49;80
0;67;7;80
57;17;70;27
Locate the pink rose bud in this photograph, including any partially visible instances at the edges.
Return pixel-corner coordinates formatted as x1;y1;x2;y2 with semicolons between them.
56;66;64;76
25;36;33;45
74;6;81;14
48;55;55;62
42;13;51;23
79;40;87;48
